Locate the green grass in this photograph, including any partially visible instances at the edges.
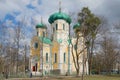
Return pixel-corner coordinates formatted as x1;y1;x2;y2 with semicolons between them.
50;75;120;80
5;75;120;80
85;75;120;80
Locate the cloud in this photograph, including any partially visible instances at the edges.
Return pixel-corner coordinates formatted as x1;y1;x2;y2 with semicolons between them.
102;0;120;22
0;0;120;39
0;0;120;48
1;0;120;24
89;0;120;23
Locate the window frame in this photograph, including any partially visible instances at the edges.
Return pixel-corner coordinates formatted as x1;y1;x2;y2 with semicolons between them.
43;31;45;37
56;24;58;30
63;24;65;30
64;52;66;63
46;53;48;63
34;42;38;49
54;53;57;63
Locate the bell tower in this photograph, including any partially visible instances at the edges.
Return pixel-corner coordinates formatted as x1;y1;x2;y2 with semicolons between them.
48;2;72;75
48;2;71;43
36;17;47;37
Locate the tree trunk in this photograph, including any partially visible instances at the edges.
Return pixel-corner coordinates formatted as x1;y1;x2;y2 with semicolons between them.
76;69;79;76
89;39;94;75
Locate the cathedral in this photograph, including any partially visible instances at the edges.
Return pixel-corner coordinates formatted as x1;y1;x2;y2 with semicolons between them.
30;5;88;75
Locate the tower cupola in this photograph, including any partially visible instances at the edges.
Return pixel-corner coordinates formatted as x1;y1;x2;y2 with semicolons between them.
48;2;71;24
36;23;47;29
36;17;47;37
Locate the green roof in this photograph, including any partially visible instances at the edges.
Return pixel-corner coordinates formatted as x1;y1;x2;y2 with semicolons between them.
48;12;71;24
73;23;80;29
39;37;52;44
36;23;47;29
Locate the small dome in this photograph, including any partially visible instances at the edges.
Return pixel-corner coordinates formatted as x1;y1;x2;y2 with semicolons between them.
73;23;80;29
48;12;71;24
36;23;47;29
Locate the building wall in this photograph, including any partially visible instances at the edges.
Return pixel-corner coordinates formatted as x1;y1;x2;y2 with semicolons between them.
36;28;47;37
30;36;51;73
42;43;51;73
30;18;88;75
51;20;69;41
30;37;88;75
30;36;40;72
70;37;89;75
51;41;60;69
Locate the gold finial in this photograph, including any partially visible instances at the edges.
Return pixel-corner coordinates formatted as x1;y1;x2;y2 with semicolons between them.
59;1;61;12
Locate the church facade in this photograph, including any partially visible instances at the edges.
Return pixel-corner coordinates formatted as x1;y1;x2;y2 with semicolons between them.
30;8;88;75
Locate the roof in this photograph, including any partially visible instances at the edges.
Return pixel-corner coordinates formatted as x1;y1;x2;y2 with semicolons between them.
39;36;52;45
73;23;81;29
48;12;71;24
36;23;47;29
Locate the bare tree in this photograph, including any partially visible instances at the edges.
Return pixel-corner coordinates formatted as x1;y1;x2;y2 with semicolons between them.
71;31;87;76
101;36;119;74
13;19;26;73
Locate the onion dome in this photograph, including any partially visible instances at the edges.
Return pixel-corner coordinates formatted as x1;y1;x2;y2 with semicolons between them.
48;12;71;24
36;23;47;29
73;23;80;29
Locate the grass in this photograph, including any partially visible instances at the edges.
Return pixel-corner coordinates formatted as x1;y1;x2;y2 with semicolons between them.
85;75;120;80
5;75;120;80
49;75;120;80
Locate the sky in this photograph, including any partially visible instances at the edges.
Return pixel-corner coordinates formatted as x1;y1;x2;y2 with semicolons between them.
0;0;120;45
0;0;120;25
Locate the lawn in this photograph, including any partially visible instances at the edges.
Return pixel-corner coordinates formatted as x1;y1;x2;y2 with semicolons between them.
49;75;120;80
5;75;120;80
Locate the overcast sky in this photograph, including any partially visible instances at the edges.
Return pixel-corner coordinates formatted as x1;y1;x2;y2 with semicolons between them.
0;0;120;46
0;0;120;25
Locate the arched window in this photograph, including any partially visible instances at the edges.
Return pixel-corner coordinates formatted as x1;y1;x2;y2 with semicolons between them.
56;24;58;30
43;32;45;37
34;42;38;49
53;27;55;33
64;53;66;63
54;53;57;63
63;24;65;30
46;53;48;62
37;31;38;36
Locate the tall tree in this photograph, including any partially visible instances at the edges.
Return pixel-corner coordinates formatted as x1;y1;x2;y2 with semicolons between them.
77;7;101;75
13;20;26;73
71;30;87;76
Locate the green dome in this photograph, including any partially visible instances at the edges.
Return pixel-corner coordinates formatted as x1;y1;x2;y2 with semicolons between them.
36;23;47;29
73;23;80;29
48;12;71;24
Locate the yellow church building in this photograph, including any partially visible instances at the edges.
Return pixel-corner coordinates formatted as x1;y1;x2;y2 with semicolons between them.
30;6;88;75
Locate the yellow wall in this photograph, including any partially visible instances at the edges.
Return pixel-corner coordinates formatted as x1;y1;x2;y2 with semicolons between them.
31;36;51;71
63;46;68;71
31;36;41;56
31;36;41;71
52;41;59;69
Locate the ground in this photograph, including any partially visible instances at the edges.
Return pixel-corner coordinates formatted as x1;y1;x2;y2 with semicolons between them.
5;75;120;80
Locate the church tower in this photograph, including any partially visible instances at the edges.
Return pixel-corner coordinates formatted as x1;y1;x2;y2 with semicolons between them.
48;2;71;43
30;2;88;75
36;18;47;37
48;2;72;74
